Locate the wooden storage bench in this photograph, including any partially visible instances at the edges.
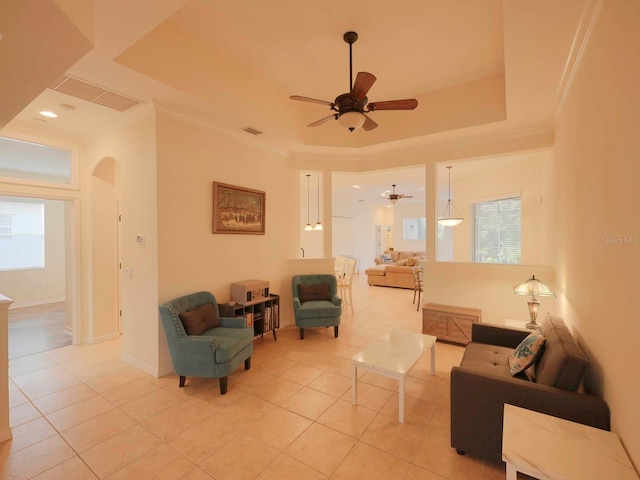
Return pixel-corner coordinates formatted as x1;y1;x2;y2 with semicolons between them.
422;303;482;345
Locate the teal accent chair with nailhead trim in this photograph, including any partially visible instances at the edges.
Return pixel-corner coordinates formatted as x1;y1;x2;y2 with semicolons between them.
292;274;342;340
159;291;253;394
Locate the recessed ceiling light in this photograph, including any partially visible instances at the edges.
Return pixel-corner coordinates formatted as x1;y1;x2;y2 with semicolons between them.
39;111;58;118
352;185;361;189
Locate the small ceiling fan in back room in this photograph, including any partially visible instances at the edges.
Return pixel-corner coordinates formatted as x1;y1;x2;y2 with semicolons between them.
379;185;413;205
290;31;418;132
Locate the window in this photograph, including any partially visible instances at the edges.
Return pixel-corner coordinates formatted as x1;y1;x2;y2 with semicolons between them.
473;196;521;264
0;136;72;184
0;197;45;271
403;217;426;240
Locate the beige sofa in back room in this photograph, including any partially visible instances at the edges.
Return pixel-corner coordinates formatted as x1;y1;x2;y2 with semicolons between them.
365;250;425;289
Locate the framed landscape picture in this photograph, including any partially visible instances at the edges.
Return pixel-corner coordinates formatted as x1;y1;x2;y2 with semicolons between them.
212;182;266;235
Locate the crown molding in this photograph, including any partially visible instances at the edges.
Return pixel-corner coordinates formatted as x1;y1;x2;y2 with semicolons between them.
153;102;290;158
555;0;604;118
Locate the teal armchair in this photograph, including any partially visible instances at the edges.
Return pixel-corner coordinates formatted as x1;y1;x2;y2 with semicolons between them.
159;291;254;394
292;274;342;340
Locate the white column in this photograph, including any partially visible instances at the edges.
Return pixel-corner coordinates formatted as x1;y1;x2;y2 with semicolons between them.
0;294;14;443
425;163;437;261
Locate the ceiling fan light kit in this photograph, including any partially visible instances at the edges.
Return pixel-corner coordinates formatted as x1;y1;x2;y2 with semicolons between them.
383;184;413;205
290;31;418;132
438;166;464;227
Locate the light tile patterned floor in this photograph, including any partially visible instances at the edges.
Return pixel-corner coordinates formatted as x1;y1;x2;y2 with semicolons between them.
2;275;514;479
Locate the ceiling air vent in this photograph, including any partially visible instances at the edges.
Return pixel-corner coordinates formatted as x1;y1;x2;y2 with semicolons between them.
243;127;263;136
48;75;142;112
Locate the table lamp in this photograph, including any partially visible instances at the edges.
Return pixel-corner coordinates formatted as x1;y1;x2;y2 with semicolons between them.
513;275;556;329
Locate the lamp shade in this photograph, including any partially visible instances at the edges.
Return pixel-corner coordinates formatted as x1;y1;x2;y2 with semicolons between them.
513;275;556;298
437;216;463;227
338;111;365;131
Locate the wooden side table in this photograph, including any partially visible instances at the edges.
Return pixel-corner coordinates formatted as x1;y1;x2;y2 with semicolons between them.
422;303;481;345
502;404;639;480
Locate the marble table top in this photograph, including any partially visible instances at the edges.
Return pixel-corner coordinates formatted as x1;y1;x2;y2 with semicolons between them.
502;404;638;480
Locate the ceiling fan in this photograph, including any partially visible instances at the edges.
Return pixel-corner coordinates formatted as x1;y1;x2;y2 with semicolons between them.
380;185;413;204
290;31;418;132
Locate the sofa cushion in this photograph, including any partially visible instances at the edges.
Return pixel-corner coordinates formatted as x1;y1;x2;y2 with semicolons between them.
295;300;341;319
204;327;255;364
179;302;220;335
385;265;412;274
390;251;401;262
535;316;588;391
459;342;515;378
398;251;416;260
396;259;408;266
298;283;331;302
508;331;546;376
365;266;386;276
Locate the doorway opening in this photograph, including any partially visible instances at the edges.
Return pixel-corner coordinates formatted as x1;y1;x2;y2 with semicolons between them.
1;196;73;359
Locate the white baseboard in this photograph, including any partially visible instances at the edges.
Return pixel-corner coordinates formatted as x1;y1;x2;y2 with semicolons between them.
9;297;66;309
157;364;175;378
82;332;120;344
121;353;158;377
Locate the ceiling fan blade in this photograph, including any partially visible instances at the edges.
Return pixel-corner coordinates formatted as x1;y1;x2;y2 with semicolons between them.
362;114;378;131
368;99;418;111
290;95;335;107
399;194;414;199
308;114;337;127
352;72;377;100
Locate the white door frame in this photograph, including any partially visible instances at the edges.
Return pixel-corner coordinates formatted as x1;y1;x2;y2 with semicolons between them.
0;187;82;344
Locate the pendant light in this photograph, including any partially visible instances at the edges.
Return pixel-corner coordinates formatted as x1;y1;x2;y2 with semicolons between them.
437;166;464;227
315;174;323;230
304;174;313;231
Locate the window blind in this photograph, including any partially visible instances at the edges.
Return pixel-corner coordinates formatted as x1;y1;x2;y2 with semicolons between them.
473;196;521;264
0;198;45;270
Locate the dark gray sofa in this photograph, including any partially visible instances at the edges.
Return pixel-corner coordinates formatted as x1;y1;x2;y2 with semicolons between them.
450;316;610;461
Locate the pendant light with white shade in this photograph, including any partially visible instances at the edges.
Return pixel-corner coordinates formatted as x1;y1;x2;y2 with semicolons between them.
437;166;464;227
304;174;313;231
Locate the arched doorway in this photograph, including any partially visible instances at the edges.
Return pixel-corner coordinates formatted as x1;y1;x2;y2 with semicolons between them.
90;157;122;341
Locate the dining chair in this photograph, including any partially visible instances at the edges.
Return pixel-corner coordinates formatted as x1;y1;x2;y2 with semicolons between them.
338;257;357;314
412;265;424;311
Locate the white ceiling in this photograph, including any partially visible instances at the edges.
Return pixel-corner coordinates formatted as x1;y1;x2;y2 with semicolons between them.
0;0;588;154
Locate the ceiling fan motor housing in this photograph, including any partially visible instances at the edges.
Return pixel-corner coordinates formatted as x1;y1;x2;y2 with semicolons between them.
335;93;368;130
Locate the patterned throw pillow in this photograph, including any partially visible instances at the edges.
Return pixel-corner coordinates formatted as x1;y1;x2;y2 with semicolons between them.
508;332;546;376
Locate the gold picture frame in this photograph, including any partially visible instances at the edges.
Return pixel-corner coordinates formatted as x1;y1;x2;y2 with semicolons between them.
212;182;266;235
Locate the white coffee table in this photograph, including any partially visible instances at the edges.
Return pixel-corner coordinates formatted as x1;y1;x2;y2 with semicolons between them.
502;404;639;480
351;329;436;423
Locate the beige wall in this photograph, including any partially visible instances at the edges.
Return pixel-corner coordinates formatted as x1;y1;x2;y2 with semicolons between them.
0;199;66;307
83;115;158;374
550;0;640;465
155;114;296;374
423;262;556;325
447;153;550;264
